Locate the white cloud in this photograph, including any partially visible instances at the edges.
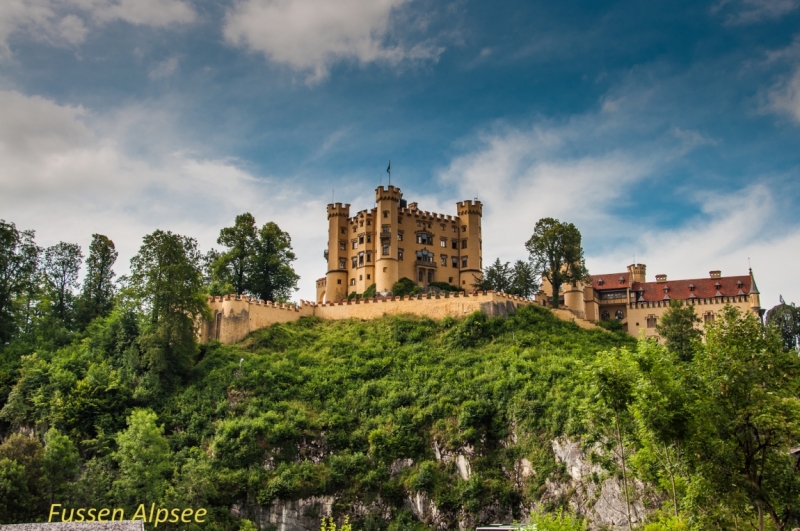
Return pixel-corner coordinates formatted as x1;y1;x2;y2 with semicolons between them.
0;90;327;302
223;0;443;82
712;0;800;25
437;116;800;307
0;0;195;55
149;56;180;80
766;67;800;121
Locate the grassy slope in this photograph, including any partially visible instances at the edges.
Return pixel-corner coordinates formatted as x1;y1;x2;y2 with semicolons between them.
167;305;635;529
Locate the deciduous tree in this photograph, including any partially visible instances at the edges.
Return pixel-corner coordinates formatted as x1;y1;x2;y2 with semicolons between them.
76;234;117;327
525;218;588;308
655;300;702;361
247;222;299;302
214;213;258;296
0;220;40;344
43;242;83;325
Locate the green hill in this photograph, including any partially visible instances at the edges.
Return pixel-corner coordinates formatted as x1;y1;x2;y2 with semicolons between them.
0;305;635;530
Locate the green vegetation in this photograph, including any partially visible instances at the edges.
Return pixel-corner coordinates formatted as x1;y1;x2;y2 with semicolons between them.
474;258;538;298
525;218;589;308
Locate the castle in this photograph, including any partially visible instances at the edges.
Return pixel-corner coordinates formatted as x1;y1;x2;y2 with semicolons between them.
200;184;763;344
316;185;483;303
541;264;762;337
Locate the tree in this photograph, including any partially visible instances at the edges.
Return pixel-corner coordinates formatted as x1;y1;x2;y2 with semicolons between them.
474;259;538;297
128;230;208;375
0;433;45;523
43;242;83;325
510;260;538;298
655;300;702;362
0;220;40;344
43;428;80;505
391;277;420;297
766;298;800;351
76;234;118;327
525;218;589;308
692;305;800;531
113;409;173;507
247;222;300;302
215;213;258;296
474;259;512;293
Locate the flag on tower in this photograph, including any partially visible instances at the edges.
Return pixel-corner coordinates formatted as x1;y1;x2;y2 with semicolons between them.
386;161;391;174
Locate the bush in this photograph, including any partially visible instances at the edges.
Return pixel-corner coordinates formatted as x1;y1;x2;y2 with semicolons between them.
391;278;420;297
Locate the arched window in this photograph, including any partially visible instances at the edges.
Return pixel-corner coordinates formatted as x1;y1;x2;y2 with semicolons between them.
601;310;610;321
615;309;624;320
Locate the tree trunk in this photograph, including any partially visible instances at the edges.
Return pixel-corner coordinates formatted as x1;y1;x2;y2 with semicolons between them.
664;443;678;517
551;280;560;309
616;413;634;531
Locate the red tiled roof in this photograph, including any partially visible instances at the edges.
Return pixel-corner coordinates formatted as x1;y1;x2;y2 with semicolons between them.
591;272;630;291
631;275;751;302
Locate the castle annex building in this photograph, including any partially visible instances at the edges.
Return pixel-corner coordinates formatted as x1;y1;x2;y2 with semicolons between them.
546;264;762;337
316;185;483;303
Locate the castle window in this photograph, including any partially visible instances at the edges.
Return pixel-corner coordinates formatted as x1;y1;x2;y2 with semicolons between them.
688;284;695;291
359;234;364;244
461;256;468;268
359;220;363;227
367;219;371;226
416;249;434;262
646;315;657;328
359;275;362;280
449;277;453;283
461;225;467;232
352;239;358;249
440;224;445;230
337;279;342;284
351;257;357;268
704;312;715;324
366;251;372;263
452;225;457;232
339;241;346;250
398;231;403;241
452;257;459;268
441;254;448;266
440;237;447;247
461;239;468;249
398;248;404;260
359;252;364;266
341;228;346;234
428;270;433;284
418;270;424;282
382;225;390;234
416;221;421;227
383;210;388;218
339;258;346;269
601;310;610;321
350;279;356;286
382;244;389;255
367;233;372;243
416;233;433;245
367;274;371;280
480;240;482;250
615;309;624;320
451;239;458;249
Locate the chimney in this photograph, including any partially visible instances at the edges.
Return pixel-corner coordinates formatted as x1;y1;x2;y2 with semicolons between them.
709;270;721;278
656;274;667;283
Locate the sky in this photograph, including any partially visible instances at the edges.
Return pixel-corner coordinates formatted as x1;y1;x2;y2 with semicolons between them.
1;0;799;306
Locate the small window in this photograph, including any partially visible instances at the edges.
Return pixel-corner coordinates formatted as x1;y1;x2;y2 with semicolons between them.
359;274;362;280
359;220;364;227
339;241;346;250
340;228;346;234
367;219;371;226
337;279;342;284
350;278;356;286
451;239;458;250
359;252;364;266
461;239;467;249
418;270;424;282
452;257;459;268
416;233;433;245
352;240;358;249
353;226;357;233
398;216;402;224
367;274;371;280
382;225;390;234
398;231;404;241
351;257;357;268
382;244;389;255
440;237;447;247
398;248;404;260
461;256;468;268
440;224;445;230
366;251;372;263
383;210;389;218
615;309;624;320
452;225;457;232
367;233;372;243
359;234;364;244
339;258;346;269
448;277;453;283
646;315;657;328
441;254;448;266
461;225;467;232
704;312;715;324
416;221;421;227
601;310;610;321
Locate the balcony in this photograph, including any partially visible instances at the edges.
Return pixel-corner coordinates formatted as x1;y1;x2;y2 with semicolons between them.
415;260;437;268
323;249;329;261
379;231;392;241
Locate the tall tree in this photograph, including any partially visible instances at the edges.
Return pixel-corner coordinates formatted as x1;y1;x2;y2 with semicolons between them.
510;260;538;298
247;222;299;302
766;298;800;351
215;213;258;296
692;305;800;531
474;258;512;292
128;230;208;374
474;259;539;297
43;242;83;325
76;234;118;327
655;300;703;362
525;218;589;308
0;220;40;344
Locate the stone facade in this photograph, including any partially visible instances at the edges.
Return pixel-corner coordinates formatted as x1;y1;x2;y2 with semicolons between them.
541;264;762;338
318;185;483;303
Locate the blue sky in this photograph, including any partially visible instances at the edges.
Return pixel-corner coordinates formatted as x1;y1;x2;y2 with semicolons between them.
1;0;799;305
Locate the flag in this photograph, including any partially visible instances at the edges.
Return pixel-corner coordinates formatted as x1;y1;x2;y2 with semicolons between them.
386;161;391;174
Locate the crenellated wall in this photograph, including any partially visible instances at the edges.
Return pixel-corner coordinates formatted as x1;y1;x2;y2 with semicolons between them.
199;291;596;345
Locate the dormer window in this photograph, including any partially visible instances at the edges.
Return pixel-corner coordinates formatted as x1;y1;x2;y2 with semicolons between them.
597;279;604;286
736;280;743;288
688;284;695;291
619;276;625;284
715;282;721;289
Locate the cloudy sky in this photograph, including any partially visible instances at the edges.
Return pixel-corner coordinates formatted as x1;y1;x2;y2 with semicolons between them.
1;0;799;306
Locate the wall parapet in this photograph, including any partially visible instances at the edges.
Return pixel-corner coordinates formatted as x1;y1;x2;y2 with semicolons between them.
628;295;750;310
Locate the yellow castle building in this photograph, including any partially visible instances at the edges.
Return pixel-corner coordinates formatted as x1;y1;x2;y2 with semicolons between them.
541;264;762;337
316;185;483;303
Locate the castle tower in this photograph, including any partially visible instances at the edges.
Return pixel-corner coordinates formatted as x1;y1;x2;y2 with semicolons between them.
375;186;402;293
627;263;646;283
456;199;483;291
326;202;350;302
749;268;761;314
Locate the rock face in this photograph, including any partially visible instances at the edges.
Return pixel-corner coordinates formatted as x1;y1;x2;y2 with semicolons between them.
232;437;655;531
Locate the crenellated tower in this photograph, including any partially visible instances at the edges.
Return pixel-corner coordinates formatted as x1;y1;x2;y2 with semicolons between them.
456;199;483;291
325;202;350;302
375;186;402;293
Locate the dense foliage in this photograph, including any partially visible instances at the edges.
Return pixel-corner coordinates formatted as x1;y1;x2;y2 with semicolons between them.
474;259;539;298
525;218;589;308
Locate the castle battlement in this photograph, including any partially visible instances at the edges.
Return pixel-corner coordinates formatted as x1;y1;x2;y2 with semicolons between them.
457;200;483;216
327;203;351;218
